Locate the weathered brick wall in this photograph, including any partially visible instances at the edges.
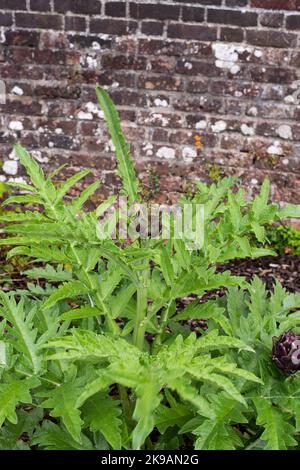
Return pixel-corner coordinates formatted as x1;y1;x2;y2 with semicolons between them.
0;0;299;206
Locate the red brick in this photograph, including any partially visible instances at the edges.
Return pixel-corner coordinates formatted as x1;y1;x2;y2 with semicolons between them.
226;0;248;5
1;0;26;8
149;57;176;73
186;78;209;93
65;16;87;32
130;3;180;20
16;13;63;30
220;27;244;42
109;89;147;107
105;2;127;17
138;74;184;91
54;0;101;14
102;55;147;71
246;29;297;48
178;0;222;3
10;47;34;64
286;15;300;29
259;12;284;28
90;19;137;35
35;85;81;99
182;7;205;22
207;9;258;26
141;21;164;36
251;0;300;10
1;98;42;116
168;24;217;41
0;13;13;26
30;0;51;11
4;30;40;47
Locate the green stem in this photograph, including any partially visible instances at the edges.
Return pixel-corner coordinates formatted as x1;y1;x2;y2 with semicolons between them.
152;301;172;353
133;267;149;351
118;384;132;419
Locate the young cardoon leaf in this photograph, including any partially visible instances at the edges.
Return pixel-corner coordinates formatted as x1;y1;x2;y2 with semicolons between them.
75;375;113;408
82;394;122;450
196;330;254;353
246;276;267;332
193;394;246;450
0;408;43;450
169;378;214;420
5;180;36;192
283;293;300;310
0;292;41;374
60;306;101;321
109;283;136;319
96;85;139;205
173;239;191;270
71;181;101;212
0;377;39;427
187;368;247;406
277;313;300;336
228;192;242;231
207;358;262;384
252;178;270;218
43;281;90;309
132;378;162;450
44;330;121;361
0;211;46;222
160;245;174;287
173;299;224;321
32;421;93;450
279;203;300;219
14;144;46;191
24;264;73;282
40;382;83;443
55;169;91;204
155;398;193;434
2;195;44;206
253;398;297;450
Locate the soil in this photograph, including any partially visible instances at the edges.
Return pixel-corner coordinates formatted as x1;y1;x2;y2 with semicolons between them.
218;255;300;293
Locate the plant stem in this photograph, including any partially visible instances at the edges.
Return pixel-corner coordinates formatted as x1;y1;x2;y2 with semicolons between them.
133;267;149;351
152;301;172;353
118;384;132;419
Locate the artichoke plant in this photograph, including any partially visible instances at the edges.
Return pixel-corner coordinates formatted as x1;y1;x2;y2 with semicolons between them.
272;331;300;373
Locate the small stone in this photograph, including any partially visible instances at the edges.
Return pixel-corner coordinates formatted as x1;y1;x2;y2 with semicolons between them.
182;146;197;161
8;120;23;131
267;141;283;156
12;86;24;96
154;98;168;107
3;160;18;175
211;120;227;133
230;64;240;75
92;41;101;50
284;95;295;104
241;123;255;136
195;120;207;130
77;111;93;120
277;124;292;140
248;106;258;116
156;146;175;159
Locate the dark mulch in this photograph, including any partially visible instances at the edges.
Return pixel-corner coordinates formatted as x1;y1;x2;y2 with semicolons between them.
218;255;300;293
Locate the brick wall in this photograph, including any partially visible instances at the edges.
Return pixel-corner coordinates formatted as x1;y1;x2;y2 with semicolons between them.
0;0;299;206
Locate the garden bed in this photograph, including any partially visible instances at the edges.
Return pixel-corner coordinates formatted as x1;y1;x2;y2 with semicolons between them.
218;255;300;293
